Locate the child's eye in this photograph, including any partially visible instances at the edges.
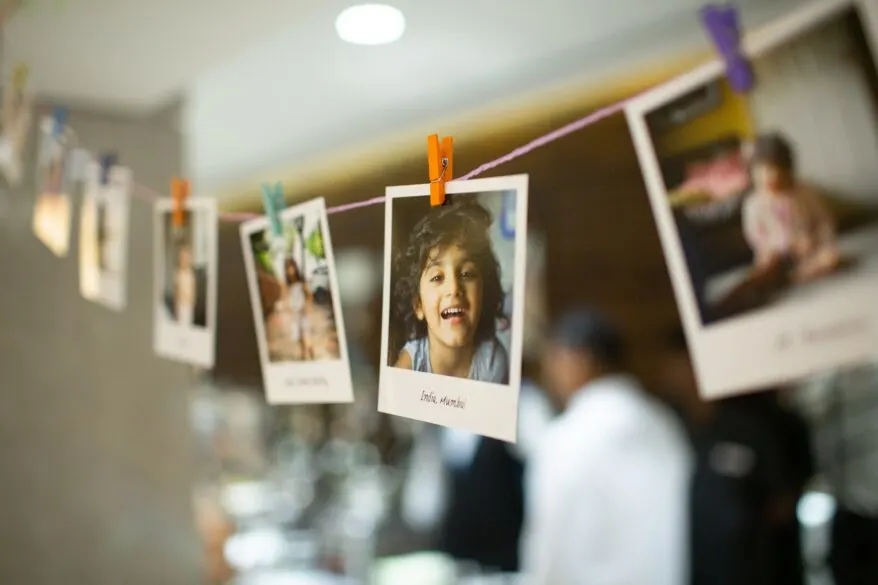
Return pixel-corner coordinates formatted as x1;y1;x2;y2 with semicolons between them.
460;268;478;280
429;273;444;283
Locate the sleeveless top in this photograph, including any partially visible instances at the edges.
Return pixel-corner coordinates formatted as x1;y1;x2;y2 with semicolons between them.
403;337;509;384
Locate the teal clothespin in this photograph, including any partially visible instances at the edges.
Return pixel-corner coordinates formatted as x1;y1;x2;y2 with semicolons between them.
261;181;285;238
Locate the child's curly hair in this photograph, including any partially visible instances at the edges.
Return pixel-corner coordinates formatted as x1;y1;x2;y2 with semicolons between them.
392;198;504;353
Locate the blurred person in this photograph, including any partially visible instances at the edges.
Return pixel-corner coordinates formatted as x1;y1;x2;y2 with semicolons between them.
792;362;878;585
661;328;812;585
520;308;691;585
400;361;555;572
437;361;555;572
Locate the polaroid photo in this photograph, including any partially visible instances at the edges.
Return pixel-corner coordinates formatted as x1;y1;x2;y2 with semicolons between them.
626;0;878;398
240;197;353;404
153;197;218;368
78;161;132;311
378;174;529;442
0;72;33;186
32;118;76;257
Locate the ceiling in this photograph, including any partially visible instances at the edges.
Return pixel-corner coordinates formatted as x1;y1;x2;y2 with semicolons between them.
4;0;805;198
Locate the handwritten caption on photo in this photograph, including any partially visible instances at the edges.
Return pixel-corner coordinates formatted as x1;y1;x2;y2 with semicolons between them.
284;376;329;388
419;390;467;410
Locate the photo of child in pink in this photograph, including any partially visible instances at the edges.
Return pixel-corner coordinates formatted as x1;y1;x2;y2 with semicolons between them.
742;132;840;283
391;199;509;384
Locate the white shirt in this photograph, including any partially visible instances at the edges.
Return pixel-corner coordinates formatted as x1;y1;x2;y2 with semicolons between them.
520;375;692;585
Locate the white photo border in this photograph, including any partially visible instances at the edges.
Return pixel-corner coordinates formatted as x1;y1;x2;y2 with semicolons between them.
83;161;132;312
378;174;529;442
240;197;354;404
625;0;878;398
153;197;218;368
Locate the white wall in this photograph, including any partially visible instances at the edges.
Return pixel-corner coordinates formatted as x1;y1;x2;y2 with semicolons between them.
748;12;878;203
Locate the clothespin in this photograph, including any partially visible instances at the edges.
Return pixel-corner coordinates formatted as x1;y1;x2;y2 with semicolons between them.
51;106;68;136
427;134;454;207
261;181;285;238
700;3;754;93
99;153;117;186
11;63;29;92
171;177;190;227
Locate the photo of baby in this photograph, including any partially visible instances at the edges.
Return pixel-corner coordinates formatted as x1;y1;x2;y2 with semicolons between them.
240;197;353;404
153;198;217;368
379;174;528;442
626;0;878;397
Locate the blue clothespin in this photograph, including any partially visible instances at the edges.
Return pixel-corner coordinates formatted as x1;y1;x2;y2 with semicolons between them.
700;3;754;93
52;107;68;136
99;153;117;186
261;181;285;238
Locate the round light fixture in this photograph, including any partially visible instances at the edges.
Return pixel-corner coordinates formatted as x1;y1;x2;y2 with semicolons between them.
335;4;405;46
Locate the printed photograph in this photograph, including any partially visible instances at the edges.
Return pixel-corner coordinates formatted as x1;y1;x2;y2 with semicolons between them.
153;198;217;368
627;0;878;396
248;206;341;363
77;162;131;311
386;191;518;384
379;175;528;442
159;210;210;328
32;121;74;257
0;68;33;186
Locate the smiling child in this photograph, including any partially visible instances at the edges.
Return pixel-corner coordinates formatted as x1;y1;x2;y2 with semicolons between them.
392;198;509;384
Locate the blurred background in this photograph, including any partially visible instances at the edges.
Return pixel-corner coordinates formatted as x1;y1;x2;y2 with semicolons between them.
1;0;876;584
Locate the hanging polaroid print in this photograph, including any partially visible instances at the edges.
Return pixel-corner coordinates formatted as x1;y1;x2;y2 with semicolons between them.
240;197;353;404
32;117;76;257
0;65;33;186
625;0;878;398
378;174;529;442
153;197;218;367
78;161;132;310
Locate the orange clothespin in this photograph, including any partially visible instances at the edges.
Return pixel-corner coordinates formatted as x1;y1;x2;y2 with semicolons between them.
171;177;190;227
427;134;454;207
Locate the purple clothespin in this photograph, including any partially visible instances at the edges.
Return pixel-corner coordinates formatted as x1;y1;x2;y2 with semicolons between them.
700;3;754;93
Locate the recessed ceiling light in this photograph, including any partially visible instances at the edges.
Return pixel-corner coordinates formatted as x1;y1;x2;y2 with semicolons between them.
335;4;406;46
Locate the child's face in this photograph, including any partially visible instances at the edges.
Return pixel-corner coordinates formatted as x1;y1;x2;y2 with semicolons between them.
753;162;789;195
415;244;483;349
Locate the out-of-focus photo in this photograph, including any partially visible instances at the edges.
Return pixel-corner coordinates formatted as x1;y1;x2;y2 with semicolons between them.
630;4;878;397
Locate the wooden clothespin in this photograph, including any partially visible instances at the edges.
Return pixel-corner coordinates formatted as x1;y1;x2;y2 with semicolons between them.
171;177;190;227
51;106;67;136
99;153;117;186
261;181;285;238
427;134;454;207
11;63;29;92
700;3;753;93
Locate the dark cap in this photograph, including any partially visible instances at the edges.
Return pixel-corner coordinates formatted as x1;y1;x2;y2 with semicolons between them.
751;132;795;173
549;307;625;367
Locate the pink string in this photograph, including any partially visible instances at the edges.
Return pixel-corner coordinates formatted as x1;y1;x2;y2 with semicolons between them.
128;94;636;221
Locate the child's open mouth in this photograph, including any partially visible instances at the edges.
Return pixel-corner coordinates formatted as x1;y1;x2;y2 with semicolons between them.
440;306;467;324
